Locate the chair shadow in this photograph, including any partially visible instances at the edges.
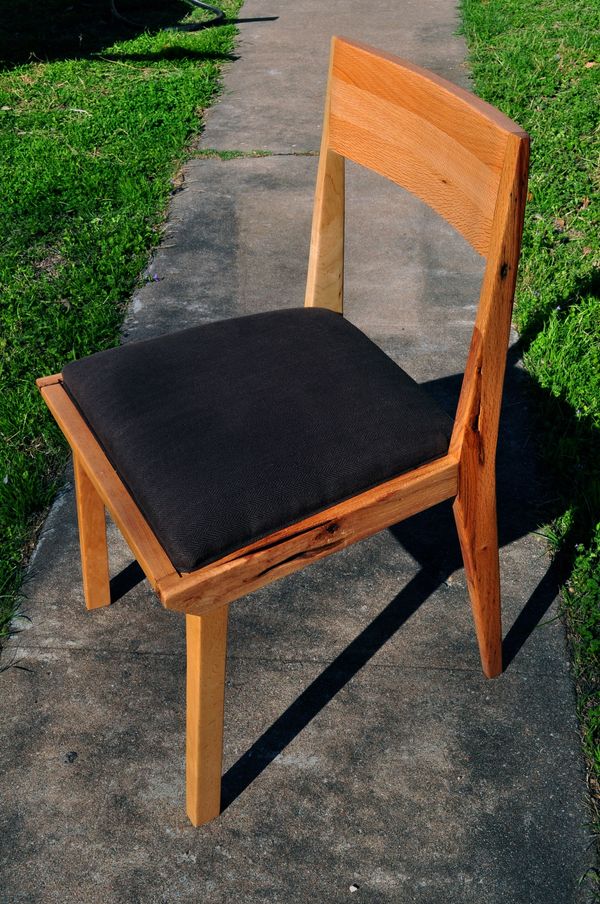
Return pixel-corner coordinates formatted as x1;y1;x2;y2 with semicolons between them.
106;337;592;813
502;555;569;669
220;569;439;811
110;560;145;604
220;554;562;813
220;340;571;811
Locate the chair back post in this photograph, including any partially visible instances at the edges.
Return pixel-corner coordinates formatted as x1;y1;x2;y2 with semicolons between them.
304;40;345;312
449;131;530;467
449;129;528;679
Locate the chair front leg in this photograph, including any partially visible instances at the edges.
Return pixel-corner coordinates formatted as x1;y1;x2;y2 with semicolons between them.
73;453;111;609
186;606;229;826
453;473;502;679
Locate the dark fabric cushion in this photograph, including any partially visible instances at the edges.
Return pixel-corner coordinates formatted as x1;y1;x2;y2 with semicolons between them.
62;308;453;572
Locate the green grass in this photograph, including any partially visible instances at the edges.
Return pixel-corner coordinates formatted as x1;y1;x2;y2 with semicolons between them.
0;2;241;646
461;0;600;866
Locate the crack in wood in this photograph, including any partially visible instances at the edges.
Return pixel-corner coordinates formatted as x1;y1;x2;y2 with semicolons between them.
256;538;345;578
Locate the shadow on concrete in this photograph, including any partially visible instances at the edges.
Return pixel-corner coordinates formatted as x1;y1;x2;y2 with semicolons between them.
502;556;569;669
110;560;145;604
217;342;569;810
220;568;439;811
219;552;563;812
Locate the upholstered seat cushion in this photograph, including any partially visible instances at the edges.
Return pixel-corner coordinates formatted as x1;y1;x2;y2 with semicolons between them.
62;307;453;572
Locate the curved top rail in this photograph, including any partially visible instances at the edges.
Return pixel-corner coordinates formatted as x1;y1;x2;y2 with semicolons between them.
327;37;527;255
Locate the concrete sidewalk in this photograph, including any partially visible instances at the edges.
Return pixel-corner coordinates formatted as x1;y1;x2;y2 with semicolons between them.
2;2;594;902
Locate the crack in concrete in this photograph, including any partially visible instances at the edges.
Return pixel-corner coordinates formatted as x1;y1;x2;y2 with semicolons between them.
5;641;562;677
191;149;320;160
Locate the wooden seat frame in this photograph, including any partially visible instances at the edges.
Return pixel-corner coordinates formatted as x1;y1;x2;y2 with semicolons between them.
37;37;529;827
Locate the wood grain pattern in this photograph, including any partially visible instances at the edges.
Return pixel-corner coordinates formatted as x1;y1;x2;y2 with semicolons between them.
186;607;229;826
157;455;458;614
40;380;176;589
35;373;62;388
304;148;345;311
452;132;530;457
451;131;530;677
305;41;345;311
304;45;345;313
327;38;526;255
73;453;111;609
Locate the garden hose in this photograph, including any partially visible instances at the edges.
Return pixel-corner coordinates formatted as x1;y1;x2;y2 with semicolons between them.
110;0;225;31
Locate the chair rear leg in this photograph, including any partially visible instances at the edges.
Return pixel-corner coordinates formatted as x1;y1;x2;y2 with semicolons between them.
186;606;229;826
73;454;111;609
453;479;502;678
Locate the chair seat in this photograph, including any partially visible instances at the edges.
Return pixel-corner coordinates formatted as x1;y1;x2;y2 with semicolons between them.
62;307;453;572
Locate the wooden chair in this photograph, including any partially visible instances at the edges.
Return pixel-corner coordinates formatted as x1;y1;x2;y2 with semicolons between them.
37;37;529;827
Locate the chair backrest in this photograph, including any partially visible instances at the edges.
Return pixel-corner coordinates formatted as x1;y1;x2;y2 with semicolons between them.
305;36;529;466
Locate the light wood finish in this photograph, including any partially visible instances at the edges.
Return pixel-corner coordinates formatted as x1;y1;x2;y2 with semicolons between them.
304;149;345;311
326;38;526;256
37;39;529;825
450;133;530;457
73;454;111;609
305;46;345;311
36;373;64;388
38;377;177;590
157;455;458;614
186;606;229;826
450;132;530;677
